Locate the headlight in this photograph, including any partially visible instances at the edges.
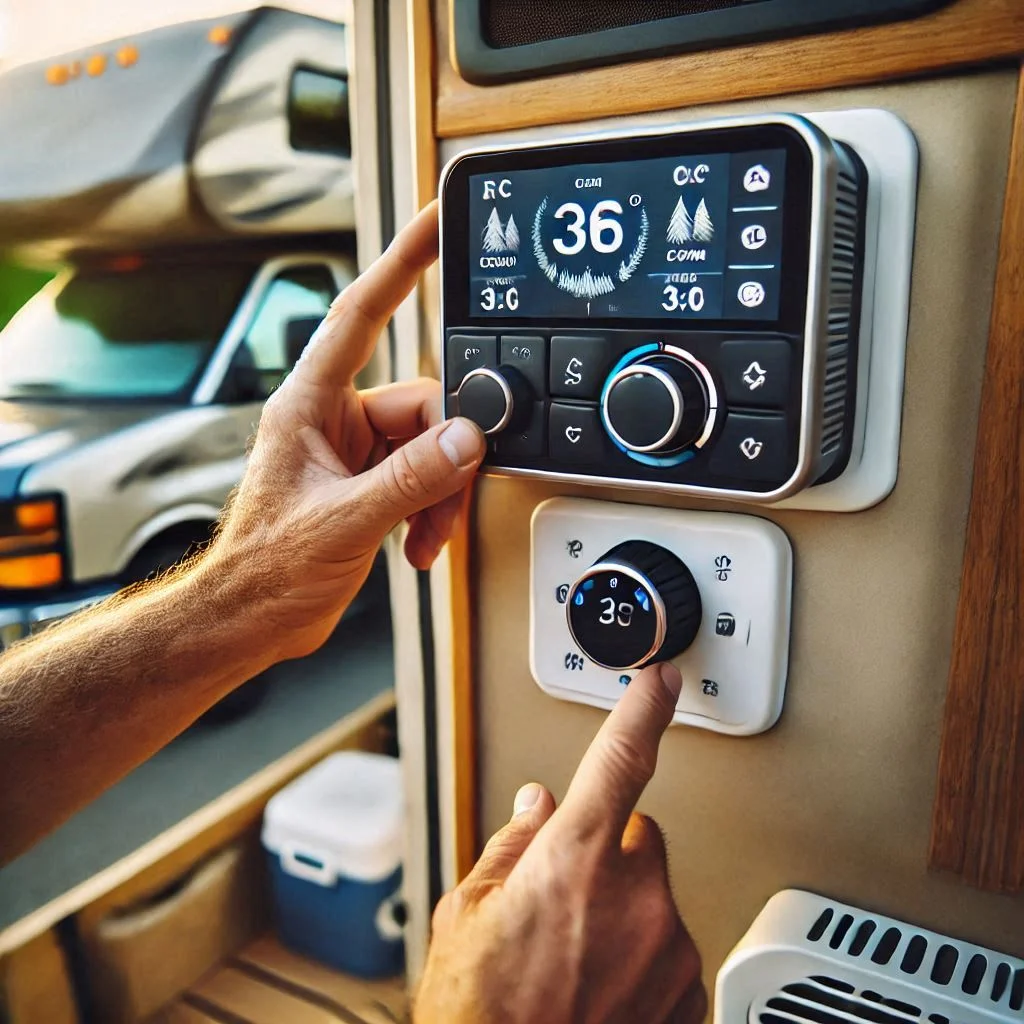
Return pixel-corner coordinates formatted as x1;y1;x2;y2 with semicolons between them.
0;496;65;589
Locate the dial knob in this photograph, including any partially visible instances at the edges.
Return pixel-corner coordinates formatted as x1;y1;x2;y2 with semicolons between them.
566;540;702;671
455;365;531;436
602;355;709;454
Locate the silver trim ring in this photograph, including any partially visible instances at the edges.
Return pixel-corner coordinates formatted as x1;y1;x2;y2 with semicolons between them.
566;561;667;671
661;345;718;449
602;364;683;454
456;367;514;435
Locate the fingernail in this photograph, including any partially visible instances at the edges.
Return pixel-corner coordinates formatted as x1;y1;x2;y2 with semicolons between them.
660;662;683;701
513;783;542;816
439;418;484;468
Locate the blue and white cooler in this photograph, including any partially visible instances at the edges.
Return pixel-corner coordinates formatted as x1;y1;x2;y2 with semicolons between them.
261;751;405;978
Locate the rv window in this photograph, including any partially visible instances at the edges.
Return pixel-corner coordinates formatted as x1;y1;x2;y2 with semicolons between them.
288;69;351;157
0;262;256;401
241;265;335;398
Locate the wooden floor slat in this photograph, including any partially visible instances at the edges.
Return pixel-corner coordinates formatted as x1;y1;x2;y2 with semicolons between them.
189;967;338;1024
155;934;408;1024
235;934;406;1023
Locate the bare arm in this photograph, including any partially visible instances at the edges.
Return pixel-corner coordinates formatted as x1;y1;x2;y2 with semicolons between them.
0;202;485;864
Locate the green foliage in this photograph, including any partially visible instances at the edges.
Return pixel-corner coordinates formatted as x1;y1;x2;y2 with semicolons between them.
0;262;55;330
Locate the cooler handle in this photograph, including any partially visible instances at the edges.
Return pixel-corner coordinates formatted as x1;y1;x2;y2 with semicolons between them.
279;843;337;886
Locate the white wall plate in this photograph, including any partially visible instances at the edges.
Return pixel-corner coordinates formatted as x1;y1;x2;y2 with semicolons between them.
530;497;793;736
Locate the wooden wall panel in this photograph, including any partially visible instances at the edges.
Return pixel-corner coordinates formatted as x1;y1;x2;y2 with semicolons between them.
435;0;1024;137
929;69;1024;894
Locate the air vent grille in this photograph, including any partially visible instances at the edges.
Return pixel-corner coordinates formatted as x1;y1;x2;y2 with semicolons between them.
803;902;1024;1017
820;160;863;460
717;892;1024;1024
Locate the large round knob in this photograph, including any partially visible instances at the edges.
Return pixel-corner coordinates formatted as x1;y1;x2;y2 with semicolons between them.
566;540;702;671
455;365;531;436
602;355;709;454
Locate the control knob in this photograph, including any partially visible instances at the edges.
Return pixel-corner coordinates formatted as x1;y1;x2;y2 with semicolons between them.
454;365;531;436
566;540;702;671
602;354;710;455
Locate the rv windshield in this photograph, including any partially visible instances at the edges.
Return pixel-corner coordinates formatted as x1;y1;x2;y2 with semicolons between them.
0;262;257;401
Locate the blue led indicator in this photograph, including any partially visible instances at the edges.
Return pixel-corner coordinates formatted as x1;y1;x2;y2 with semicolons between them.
635;588;650;612
574;592;584;606
582;579;595;591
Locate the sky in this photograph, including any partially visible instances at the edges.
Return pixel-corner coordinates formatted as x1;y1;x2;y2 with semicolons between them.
0;0;345;67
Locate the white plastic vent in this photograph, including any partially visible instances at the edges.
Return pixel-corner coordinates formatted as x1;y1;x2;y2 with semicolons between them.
716;891;1024;1024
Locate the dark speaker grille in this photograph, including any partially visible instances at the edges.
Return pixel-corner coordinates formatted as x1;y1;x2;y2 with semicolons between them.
483;0;748;49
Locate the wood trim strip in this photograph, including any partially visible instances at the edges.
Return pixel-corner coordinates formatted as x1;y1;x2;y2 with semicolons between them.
928;67;1024;893
434;0;1024;138
0;692;395;958
448;489;479;882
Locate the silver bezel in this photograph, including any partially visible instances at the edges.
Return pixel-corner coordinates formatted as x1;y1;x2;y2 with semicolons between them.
565;561;667;671
438;112;839;503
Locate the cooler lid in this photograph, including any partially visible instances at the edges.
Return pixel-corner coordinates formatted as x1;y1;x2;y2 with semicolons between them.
262;752;404;883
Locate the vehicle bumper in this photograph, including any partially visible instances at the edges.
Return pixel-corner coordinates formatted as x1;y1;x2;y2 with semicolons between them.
0;583;119;649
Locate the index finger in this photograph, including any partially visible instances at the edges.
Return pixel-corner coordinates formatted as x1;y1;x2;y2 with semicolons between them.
556;662;681;846
297;201;439;386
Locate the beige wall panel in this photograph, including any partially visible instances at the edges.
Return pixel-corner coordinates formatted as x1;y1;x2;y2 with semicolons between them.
466;68;1024;983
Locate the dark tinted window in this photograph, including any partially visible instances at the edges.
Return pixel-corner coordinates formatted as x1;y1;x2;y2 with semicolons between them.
241;265;335;397
0;262;256;400
288;69;350;157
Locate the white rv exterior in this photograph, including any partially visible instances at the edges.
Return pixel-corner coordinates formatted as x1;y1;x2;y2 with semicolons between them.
0;8;357;643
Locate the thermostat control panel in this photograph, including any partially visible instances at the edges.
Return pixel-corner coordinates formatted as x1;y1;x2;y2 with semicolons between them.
441;113;871;503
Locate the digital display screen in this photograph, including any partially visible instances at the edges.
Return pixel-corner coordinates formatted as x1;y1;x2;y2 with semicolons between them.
568;570;660;669
468;149;786;321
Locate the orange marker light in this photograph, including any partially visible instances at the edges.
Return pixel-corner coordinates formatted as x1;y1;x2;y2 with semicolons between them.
86;54;107;77
45;64;69;86
15;500;58;532
0;553;62;589
116;45;138;68
208;24;232;46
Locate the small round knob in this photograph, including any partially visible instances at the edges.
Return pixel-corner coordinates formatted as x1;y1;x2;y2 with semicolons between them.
455;365;530;436
602;355;709;454
566;539;702;671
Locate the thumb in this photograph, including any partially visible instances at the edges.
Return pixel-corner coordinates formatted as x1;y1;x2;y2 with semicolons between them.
352;417;485;536
462;784;556;892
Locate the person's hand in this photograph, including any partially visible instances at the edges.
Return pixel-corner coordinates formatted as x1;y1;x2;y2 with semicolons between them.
415;663;705;1024
206;202;485;662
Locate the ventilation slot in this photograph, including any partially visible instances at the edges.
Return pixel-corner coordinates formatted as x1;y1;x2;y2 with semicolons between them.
758;977;925;1024
819;159;864;464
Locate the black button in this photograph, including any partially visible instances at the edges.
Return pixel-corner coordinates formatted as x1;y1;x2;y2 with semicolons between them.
501;335;547;394
723;269;779;320
447;334;497;386
549;403;606;464
605;367;678;450
456;369;511;435
708;413;790;483
718;339;792;409
726;209;783;269
550;336;609;399
496;401;545;459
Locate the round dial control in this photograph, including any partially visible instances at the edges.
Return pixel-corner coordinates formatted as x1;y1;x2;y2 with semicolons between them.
566;540;702;671
455;365;530;436
602;355;710;454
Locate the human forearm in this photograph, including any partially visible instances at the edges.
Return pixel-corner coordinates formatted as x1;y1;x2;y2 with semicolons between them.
0;548;277;863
